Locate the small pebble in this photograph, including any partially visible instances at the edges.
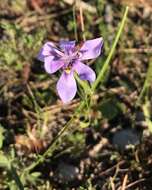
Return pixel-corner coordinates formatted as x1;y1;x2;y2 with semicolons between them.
112;128;140;151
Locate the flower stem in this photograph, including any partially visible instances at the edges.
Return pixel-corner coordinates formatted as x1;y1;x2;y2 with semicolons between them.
92;6;129;91
9;164;24;190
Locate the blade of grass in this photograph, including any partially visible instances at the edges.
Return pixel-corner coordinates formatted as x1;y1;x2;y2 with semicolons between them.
92;6;129;91
9;164;24;190
137;59;152;133
137;60;152;103
142;99;152;133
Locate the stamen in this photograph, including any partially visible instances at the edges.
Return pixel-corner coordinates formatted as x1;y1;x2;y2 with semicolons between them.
65;67;71;74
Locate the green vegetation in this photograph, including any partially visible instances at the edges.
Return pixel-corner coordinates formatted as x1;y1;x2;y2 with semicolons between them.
0;0;152;189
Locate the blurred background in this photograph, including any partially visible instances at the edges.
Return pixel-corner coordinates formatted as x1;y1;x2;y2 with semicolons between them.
0;0;152;189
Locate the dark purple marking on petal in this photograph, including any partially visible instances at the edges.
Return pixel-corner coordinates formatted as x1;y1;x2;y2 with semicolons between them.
37;41;63;62
59;40;76;55
44;56;64;74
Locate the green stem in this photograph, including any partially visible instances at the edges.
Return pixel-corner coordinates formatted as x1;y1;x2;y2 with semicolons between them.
142;99;152;132
9;164;24;190
137;61;152;103
91;6;129;91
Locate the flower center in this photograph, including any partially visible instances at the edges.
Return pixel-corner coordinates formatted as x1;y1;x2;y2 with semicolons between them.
64;67;71;74
61;51;78;67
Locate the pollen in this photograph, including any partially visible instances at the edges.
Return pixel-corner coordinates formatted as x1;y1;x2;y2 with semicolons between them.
65;68;71;74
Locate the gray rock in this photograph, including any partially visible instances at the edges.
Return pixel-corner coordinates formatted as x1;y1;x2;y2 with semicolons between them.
112;129;140;151
56;162;79;183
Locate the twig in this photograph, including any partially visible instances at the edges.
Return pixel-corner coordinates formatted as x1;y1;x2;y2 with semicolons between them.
110;177;115;190
73;2;78;41
16;8;72;29
125;178;146;189
79;0;86;41
121;48;152;54
99;161;126;177
121;174;128;190
88;137;108;157
63;0;97;13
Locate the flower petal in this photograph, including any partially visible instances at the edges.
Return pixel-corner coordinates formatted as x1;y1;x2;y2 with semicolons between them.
59;40;76;55
73;61;96;83
37;42;55;61
79;37;103;60
37;42;63;62
44;56;64;74
57;71;77;103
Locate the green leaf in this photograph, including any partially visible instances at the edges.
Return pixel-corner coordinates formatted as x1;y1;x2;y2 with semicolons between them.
0;124;5;149
0;152;9;168
27;172;41;185
142;100;152;133
74;73;92;96
30;172;41;178
8;182;18;190
80;121;90;129
100;98;125;120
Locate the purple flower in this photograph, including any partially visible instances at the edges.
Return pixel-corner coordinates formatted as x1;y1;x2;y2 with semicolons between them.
37;38;103;103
